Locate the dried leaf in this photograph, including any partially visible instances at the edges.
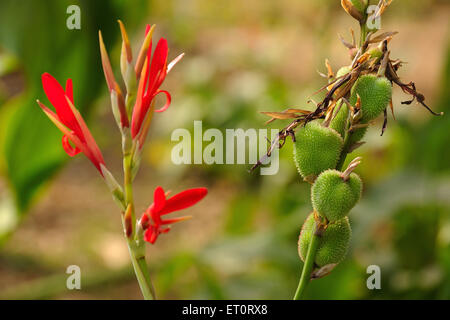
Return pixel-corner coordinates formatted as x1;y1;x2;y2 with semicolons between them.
311;264;337;279
260;112;301;120
369;31;398;44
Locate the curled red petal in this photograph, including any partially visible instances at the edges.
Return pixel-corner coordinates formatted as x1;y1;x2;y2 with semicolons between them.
159;188;208;215
153;90;171;113
62;134;81;157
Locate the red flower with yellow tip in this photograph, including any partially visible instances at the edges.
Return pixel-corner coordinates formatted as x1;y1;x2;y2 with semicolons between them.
140;186;208;244
37;73;106;174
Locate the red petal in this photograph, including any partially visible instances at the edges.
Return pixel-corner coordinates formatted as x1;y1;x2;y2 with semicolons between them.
41;73;83;139
65;79;74;103
62;134;81;157
131;55;151;138
153;186;166;213
144;227;157;244
64;96;105;173
153;90;171;113
159;188;208;215
146;38;168;96
161;216;191;225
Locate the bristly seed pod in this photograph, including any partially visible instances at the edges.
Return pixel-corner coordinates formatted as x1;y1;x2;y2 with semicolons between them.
350;74;392;123
311;158;363;222
293;121;344;183
329;99;349;139
298;213;351;267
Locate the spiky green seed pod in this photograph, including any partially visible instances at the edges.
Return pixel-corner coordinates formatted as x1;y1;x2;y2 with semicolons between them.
293;121;344;183
329;100;349;138
311;169;362;222
350;74;392;123
298;213;351;267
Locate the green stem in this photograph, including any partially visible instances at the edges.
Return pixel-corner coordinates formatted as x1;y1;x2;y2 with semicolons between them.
360;22;368;47
122;140;155;300
293;222;321;300
336;131;352;171
126;240;155;300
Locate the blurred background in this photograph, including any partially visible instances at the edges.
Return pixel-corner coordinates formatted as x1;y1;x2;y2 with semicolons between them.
0;0;448;299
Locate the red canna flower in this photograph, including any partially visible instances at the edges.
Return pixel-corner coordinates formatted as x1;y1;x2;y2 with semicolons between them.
131;25;184;141
37;73;106;174
140;186;208;244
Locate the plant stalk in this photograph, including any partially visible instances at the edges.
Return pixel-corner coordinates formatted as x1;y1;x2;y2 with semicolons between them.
293;222;321;300
126;239;156;300
122;138;155;300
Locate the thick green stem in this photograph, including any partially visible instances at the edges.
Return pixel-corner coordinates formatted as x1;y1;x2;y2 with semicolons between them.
293;222;321;300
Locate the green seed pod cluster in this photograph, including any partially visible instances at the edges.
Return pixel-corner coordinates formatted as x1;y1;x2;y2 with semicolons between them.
350;74;392;123
329;100;349;139
293;121;344;182
298;213;351;267
311;169;362;222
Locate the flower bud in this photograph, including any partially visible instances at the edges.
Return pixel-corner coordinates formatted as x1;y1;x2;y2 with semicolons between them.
98;30;116;92
293;121;344;183
350;74;392;123
298;213;351;267
311;168;362;222
110;86;129;129
118;20;137;94
131;140;142;181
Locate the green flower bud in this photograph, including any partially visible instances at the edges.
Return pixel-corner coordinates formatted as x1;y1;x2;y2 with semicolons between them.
298;213;352;267
350;74;392;123
329;100;349;138
311;169;362;222
293;121;344;183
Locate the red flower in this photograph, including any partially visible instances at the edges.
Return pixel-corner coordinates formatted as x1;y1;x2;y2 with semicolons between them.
141;186;208;244
131;25;184;141
37;73;105;174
